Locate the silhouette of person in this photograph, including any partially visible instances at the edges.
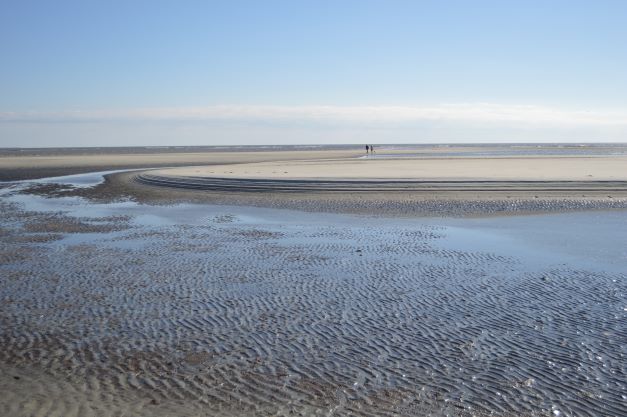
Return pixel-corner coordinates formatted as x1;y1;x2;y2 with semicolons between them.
365;145;369;155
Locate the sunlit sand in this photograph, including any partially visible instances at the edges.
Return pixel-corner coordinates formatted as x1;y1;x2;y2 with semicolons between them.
152;155;627;181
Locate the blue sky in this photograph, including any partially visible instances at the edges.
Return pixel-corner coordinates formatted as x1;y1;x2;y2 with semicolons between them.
1;0;627;146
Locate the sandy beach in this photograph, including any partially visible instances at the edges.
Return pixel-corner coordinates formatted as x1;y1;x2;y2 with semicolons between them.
152;155;627;181
4;145;627;216
0;146;625;416
0;172;625;416
2;145;627;417
4;1;626;415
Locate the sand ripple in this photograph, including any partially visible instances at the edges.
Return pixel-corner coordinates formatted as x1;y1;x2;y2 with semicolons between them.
0;201;625;416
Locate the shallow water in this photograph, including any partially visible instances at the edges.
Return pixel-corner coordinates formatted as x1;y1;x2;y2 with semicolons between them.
3;168;147;188
1;172;625;416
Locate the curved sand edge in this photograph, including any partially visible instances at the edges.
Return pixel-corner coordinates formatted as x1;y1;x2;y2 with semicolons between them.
12;150;627;216
140;156;627;193
119;155;627;216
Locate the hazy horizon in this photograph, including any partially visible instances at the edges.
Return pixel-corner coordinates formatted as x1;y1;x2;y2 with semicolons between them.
4;141;627;151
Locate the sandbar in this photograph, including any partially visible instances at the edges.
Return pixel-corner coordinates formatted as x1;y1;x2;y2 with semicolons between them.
149;155;627;181
5;145;627;216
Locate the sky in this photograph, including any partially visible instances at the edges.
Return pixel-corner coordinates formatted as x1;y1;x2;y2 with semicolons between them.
1;0;627;147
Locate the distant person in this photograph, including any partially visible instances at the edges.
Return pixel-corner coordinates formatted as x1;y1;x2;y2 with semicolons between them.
365;145;369;155
370;145;375;155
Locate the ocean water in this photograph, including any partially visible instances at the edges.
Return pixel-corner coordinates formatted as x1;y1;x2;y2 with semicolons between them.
3;142;627;157
362;143;627;159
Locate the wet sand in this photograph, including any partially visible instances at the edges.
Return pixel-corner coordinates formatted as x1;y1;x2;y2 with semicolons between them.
1;147;626;415
0;178;625;416
0;147;358;181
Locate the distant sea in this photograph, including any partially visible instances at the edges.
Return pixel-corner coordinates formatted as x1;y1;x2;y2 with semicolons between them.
2;142;627;157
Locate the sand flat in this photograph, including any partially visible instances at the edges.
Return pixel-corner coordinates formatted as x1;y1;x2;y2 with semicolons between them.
0;149;358;181
152;155;627;181
1;184;626;416
5;145;627;215
4;144;627;182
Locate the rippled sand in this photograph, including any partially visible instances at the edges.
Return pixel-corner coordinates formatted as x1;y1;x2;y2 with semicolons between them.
0;179;626;416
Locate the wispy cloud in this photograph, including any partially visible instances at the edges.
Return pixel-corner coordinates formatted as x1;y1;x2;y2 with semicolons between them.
2;104;627;127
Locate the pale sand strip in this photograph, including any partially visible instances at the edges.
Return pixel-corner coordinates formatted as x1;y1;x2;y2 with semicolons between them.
151;156;627;182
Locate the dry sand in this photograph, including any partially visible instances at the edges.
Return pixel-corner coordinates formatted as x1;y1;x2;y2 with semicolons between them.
151;155;627;181
135;153;627;213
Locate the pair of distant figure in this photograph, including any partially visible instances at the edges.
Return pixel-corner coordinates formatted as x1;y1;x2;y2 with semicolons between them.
365;145;375;155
